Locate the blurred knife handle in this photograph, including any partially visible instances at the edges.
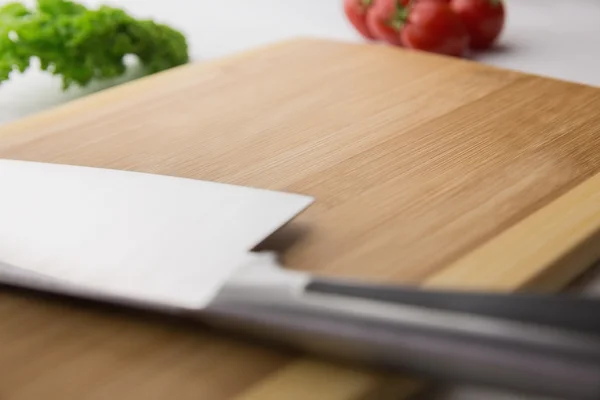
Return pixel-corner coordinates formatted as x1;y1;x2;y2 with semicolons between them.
204;276;600;400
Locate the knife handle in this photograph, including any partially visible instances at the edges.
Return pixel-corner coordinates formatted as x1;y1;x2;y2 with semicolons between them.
307;279;600;336
206;277;600;400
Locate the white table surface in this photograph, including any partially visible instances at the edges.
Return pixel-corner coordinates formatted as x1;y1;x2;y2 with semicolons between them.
1;1;599;399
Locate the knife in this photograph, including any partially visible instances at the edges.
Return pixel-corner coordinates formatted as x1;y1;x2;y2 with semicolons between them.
1;160;599;400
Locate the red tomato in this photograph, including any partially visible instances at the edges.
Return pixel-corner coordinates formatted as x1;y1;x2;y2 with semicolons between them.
365;0;447;46
401;1;469;57
451;0;505;49
365;0;404;46
344;0;377;40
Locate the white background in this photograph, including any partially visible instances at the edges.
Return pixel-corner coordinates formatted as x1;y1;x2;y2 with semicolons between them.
1;1;599;398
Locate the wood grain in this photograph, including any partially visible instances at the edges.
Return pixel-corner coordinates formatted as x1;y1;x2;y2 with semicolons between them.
1;38;600;399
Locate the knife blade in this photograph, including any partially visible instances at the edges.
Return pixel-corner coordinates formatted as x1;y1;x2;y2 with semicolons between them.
0;159;313;309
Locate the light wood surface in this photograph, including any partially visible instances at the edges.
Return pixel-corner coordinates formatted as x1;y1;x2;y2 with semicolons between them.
1;38;600;400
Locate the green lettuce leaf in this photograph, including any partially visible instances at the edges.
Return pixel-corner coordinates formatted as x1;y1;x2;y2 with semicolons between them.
0;0;189;89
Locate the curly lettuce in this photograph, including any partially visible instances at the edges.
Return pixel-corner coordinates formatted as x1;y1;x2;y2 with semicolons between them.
0;0;189;89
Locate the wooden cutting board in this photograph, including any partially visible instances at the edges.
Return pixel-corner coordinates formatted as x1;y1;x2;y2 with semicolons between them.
2;38;600;400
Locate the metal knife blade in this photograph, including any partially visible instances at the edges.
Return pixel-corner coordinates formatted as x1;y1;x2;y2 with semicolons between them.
0;159;313;309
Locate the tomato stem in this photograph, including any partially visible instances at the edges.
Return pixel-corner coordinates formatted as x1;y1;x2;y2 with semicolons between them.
389;0;410;31
489;0;501;7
